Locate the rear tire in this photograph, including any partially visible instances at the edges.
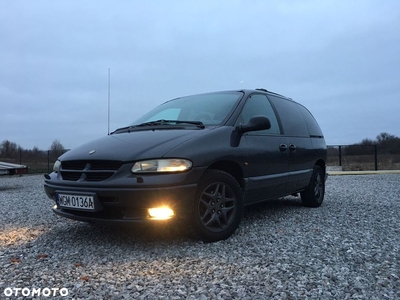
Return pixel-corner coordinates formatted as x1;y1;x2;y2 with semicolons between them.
191;170;244;242
301;165;325;207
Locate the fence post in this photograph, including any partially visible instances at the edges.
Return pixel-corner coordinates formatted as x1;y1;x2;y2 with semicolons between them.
338;146;342;166
374;145;378;171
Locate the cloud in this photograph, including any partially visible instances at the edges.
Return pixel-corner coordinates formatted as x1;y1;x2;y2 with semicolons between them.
1;0;399;149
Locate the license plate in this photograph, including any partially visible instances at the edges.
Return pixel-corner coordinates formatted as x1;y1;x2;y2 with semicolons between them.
57;193;95;210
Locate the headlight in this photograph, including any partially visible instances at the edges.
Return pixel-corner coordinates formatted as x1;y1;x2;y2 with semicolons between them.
53;160;61;172
131;159;192;173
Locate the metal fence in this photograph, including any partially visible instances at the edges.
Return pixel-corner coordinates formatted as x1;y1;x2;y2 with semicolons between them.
327;145;400;171
0;149;69;174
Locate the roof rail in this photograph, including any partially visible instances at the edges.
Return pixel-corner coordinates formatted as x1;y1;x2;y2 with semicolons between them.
255;88;288;99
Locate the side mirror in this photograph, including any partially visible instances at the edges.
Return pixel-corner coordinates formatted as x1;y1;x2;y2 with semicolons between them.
237;116;271;134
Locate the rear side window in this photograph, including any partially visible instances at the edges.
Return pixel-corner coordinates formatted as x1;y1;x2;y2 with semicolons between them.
238;94;281;135
298;105;324;138
267;95;309;137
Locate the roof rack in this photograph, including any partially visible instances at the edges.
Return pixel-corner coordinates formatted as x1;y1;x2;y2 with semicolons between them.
255;88;289;99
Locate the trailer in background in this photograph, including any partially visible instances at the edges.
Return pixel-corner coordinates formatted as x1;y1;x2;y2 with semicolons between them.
0;162;28;175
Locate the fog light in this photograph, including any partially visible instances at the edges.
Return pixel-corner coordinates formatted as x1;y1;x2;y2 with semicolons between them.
148;207;174;220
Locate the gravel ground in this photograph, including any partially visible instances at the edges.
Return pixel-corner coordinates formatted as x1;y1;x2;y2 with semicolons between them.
0;174;399;299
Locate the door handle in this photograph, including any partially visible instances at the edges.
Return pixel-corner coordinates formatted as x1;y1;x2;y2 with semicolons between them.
279;144;287;152
289;144;297;152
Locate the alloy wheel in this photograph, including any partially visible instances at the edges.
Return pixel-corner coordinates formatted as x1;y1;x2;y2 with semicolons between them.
198;182;237;232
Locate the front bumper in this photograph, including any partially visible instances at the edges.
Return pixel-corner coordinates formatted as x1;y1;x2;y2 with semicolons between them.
44;167;205;223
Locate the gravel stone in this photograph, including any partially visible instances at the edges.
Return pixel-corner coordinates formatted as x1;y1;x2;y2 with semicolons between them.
0;174;399;299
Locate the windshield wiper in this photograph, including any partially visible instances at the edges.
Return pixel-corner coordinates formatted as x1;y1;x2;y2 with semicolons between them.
136;120;205;128
111;119;204;134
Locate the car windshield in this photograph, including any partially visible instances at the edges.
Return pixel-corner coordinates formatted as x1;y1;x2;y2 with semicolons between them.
131;92;243;126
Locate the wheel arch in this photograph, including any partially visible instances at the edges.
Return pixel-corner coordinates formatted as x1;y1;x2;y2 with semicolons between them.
206;160;244;190
315;159;326;176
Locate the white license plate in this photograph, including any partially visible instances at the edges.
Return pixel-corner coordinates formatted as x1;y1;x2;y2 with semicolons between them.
58;193;95;210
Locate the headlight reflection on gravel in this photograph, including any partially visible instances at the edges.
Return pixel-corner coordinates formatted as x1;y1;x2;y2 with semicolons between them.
0;227;47;247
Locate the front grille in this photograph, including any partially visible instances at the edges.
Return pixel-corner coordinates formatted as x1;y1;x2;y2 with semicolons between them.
60;171;82;181
60;160;123;182
62;161;87;170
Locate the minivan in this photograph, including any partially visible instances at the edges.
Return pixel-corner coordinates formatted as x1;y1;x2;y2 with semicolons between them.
44;89;327;242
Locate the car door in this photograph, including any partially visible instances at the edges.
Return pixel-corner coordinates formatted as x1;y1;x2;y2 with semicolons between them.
267;95;315;192
237;93;289;203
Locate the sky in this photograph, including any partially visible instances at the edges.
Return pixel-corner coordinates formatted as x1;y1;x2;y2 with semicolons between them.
1;0;399;150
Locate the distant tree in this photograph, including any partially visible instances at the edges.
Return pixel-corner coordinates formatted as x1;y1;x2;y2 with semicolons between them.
376;132;400;154
50;139;64;151
360;138;375;146
32;146;41;154
376;132;396;142
0;140;20;158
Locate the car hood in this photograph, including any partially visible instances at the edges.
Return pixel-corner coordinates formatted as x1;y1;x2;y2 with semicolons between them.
59;129;209;162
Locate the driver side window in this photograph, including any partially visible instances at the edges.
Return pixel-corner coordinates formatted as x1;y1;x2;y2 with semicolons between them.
239;94;281;135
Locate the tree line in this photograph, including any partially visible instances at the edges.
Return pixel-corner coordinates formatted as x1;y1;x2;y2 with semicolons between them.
0;139;65;162
342;132;400;155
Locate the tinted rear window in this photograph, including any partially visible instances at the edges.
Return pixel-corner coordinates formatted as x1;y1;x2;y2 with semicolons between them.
298;105;324;138
267;95;309;137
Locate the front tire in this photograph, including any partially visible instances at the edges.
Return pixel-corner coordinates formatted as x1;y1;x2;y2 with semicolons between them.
301;165;325;207
191;170;244;242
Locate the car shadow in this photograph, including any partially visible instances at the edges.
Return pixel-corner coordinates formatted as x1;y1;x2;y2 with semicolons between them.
243;195;304;219
28;196;306;249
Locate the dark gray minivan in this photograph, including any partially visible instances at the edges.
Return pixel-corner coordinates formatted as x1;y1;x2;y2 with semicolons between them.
44;89;327;242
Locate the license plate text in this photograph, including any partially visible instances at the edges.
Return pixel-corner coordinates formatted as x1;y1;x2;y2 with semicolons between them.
58;194;95;210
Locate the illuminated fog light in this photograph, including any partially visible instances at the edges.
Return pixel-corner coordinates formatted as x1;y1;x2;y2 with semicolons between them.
148;207;175;220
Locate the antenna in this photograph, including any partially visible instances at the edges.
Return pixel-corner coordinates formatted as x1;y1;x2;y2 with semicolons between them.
108;68;111;135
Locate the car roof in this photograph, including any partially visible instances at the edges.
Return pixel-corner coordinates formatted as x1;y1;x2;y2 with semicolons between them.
172;89;293;102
